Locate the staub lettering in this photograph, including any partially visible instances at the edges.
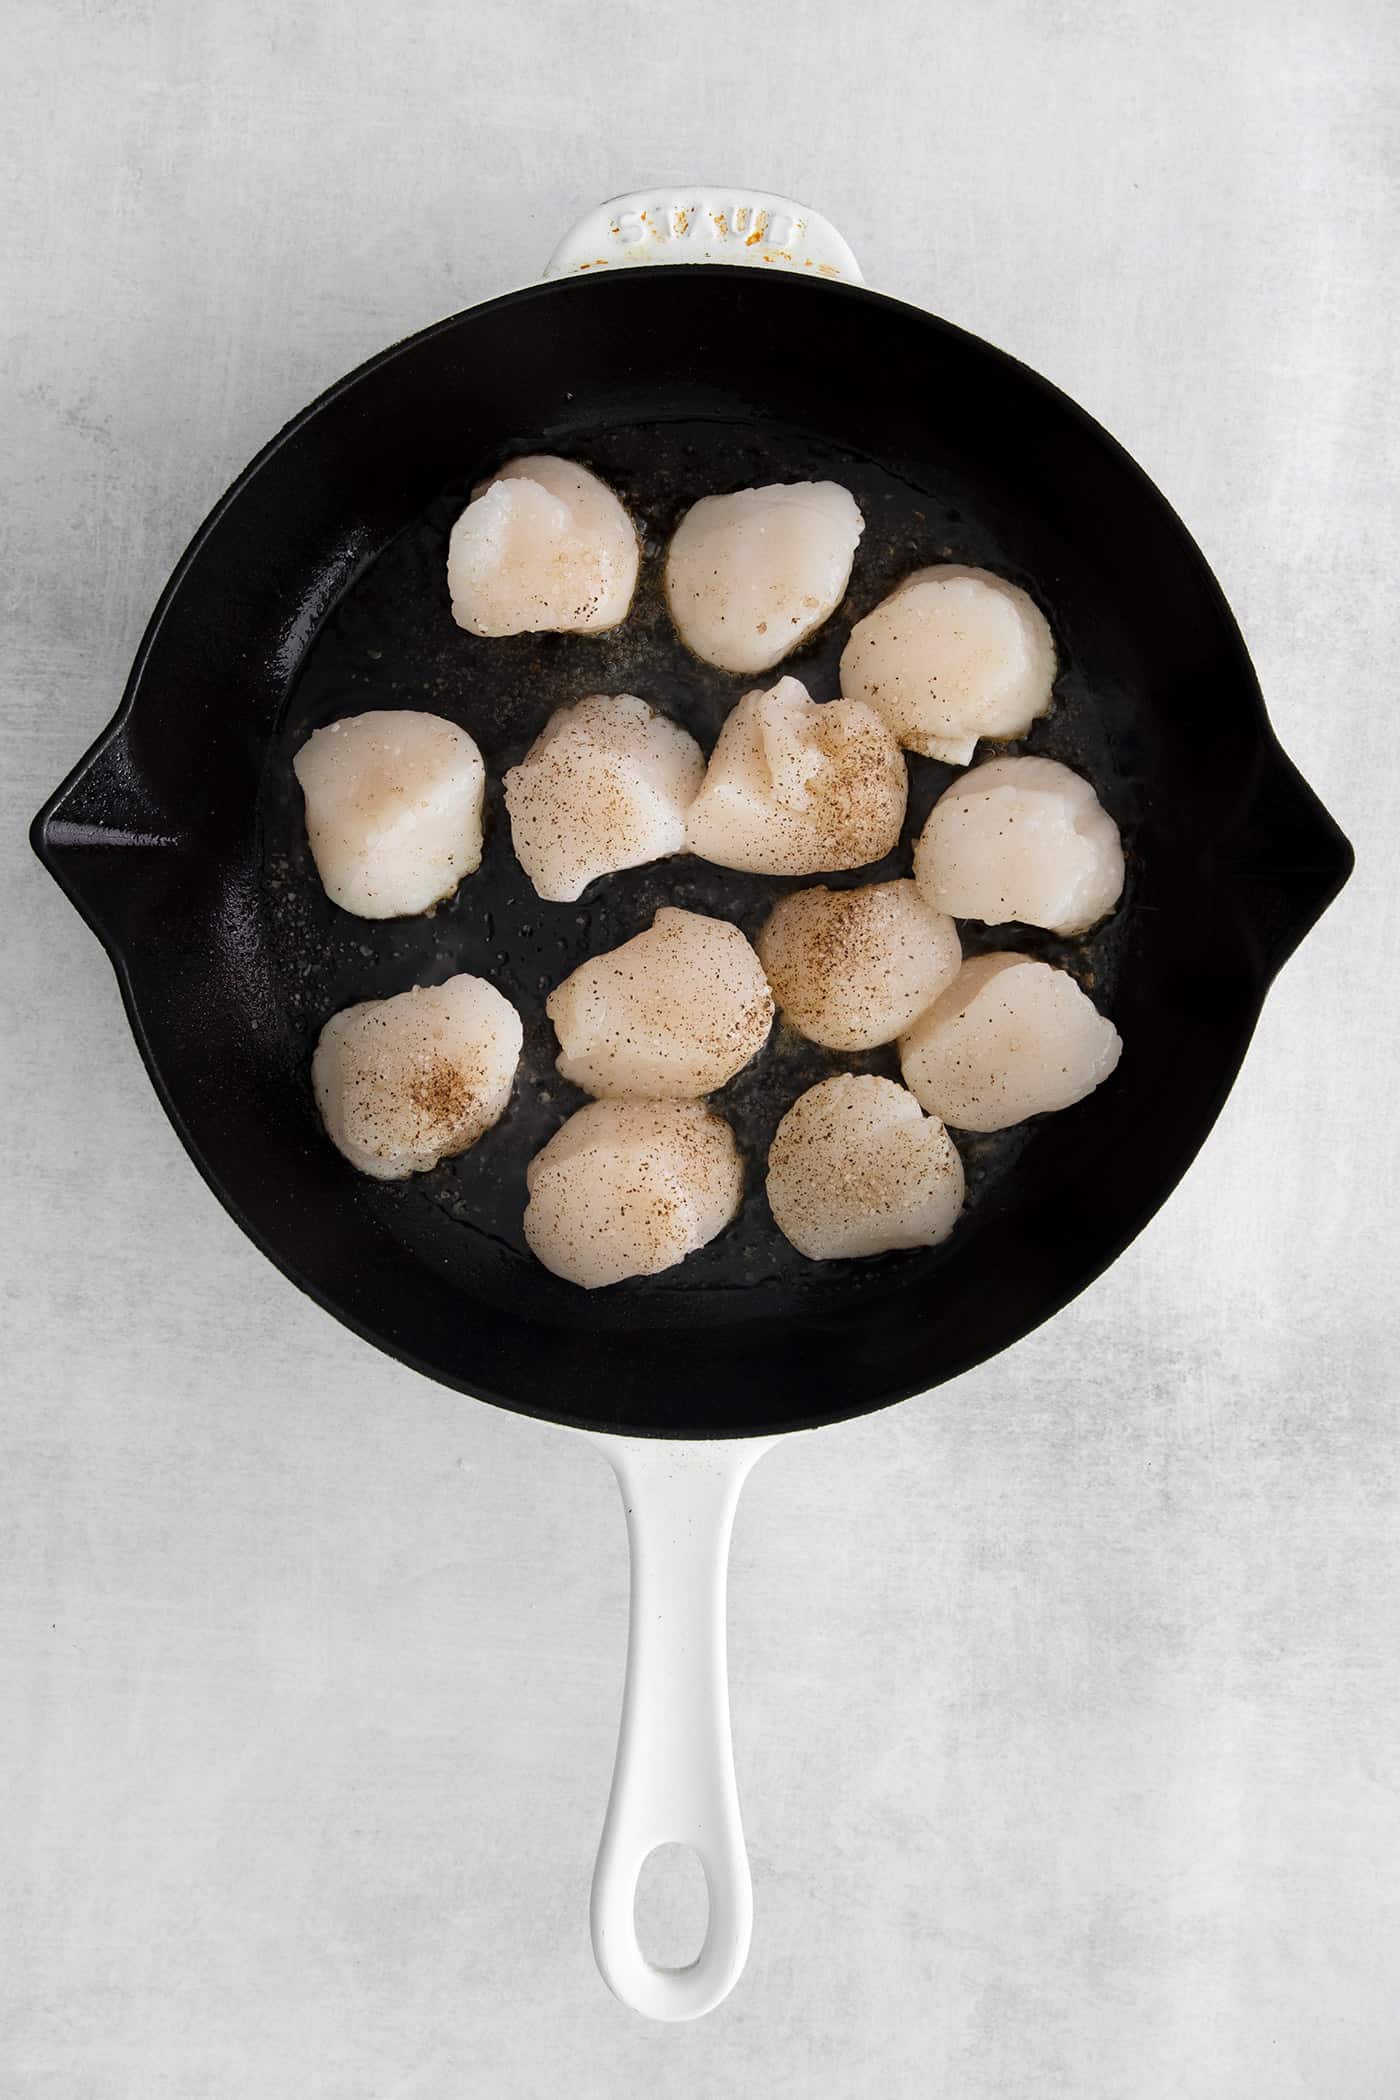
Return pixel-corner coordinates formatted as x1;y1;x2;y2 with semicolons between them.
610;201;799;252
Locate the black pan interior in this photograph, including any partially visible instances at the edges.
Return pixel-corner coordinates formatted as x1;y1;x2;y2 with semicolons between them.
260;419;1134;1314
33;268;1352;1436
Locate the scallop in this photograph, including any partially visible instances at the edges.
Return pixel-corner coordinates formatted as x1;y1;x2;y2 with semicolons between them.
766;1074;964;1261
293;710;485;920
757;880;961;1052
524;1100;743;1288
899;952;1122;1132
504;692;704;902
840;564;1056;763
312;975;522;1180
548;908;773;1100
913;755;1124;933
447;455;639;635
685;676;907;877
665;482;863;673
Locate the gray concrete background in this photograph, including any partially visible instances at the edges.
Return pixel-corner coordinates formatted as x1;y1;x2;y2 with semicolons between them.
3;2;1397;2093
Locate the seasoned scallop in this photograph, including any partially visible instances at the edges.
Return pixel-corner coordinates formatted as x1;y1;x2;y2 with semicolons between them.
840;564;1055;764
524;1100;743;1288
757;880;961;1052
293;710;485;920
899;952;1122;1132
504;692;704;903
766;1074;964;1261
447;455;639;635
913;755;1124;934
665;482;863;673
684;676;906;876
548;908;773;1099
312;975;522;1180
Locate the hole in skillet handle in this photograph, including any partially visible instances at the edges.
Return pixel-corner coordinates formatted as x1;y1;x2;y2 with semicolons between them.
634;1842;712;1971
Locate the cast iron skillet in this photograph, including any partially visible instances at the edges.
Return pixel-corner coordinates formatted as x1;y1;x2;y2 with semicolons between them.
31;193;1352;2019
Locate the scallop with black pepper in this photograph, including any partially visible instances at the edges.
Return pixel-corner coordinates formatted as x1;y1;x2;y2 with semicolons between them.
547;907;773;1100
312;974;522;1180
840;564;1055;763
766;1074;965;1260
685;676;907;877
524;1100;743;1287
447;455;639;636
900;952;1122;1131
913;754;1124;934
758;879;961;1051
505;692;705;903
665;481;863;673
293;710;486;920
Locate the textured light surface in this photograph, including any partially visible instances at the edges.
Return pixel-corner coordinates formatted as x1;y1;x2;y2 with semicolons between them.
3;1;1396;2093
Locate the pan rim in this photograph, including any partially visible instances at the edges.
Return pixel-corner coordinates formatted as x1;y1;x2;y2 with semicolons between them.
31;266;1353;1438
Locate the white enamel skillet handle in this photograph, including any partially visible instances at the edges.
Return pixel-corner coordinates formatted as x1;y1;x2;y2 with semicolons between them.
550;191;858;2021
544;188;864;284
584;1434;776;2020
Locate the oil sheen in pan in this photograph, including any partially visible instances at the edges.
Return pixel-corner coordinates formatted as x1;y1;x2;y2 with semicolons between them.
257;418;1136;1323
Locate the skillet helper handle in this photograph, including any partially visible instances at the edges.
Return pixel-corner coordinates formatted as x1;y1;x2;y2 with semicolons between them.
544;189;863;284
586;1432;775;2021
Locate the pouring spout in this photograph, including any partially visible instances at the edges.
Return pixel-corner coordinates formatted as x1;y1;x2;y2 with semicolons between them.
31;722;192;956
1224;741;1354;979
